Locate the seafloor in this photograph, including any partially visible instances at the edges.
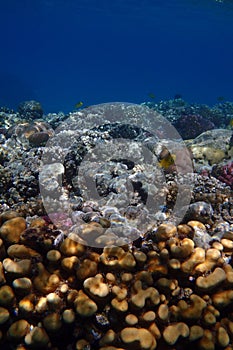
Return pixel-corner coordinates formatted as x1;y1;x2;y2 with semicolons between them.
0;99;233;350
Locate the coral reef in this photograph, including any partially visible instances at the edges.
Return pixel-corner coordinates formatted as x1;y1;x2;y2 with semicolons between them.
143;99;233;129
0;100;232;349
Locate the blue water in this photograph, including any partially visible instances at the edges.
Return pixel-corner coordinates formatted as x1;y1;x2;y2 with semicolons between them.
0;0;233;113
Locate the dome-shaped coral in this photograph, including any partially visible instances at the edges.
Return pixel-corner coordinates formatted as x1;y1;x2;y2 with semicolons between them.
173;114;215;139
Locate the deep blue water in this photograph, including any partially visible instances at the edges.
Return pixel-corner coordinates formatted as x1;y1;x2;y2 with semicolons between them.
0;0;233;113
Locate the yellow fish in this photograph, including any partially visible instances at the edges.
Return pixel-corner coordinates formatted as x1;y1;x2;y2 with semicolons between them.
158;147;176;169
228;119;233;128
74;101;84;109
158;154;176;169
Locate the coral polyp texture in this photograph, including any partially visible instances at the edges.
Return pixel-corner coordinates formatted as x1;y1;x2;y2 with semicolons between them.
212;161;233;189
0;99;232;349
1;212;233;349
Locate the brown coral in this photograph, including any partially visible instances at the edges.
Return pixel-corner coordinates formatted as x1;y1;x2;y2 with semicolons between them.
163;322;189;345
1;206;233;350
120;327;157;350
196;267;226;292
100;246;136;269
130;280;160;309
74;290;98;317
83;273;109;298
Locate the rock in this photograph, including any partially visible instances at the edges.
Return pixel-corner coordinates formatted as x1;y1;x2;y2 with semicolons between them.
28;131;50;146
185;201;213;224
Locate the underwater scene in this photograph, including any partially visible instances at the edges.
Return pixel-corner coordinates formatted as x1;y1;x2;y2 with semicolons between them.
0;0;233;349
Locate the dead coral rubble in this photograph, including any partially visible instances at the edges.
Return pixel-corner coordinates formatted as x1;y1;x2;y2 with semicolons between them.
1;211;233;349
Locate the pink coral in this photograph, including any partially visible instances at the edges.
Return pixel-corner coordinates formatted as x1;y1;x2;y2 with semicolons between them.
212;161;233;189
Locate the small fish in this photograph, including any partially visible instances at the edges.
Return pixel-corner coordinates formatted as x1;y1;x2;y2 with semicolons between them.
74;101;84;109
217;96;226;102
148;93;156;99
158;147;176;169
158;154;176;169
